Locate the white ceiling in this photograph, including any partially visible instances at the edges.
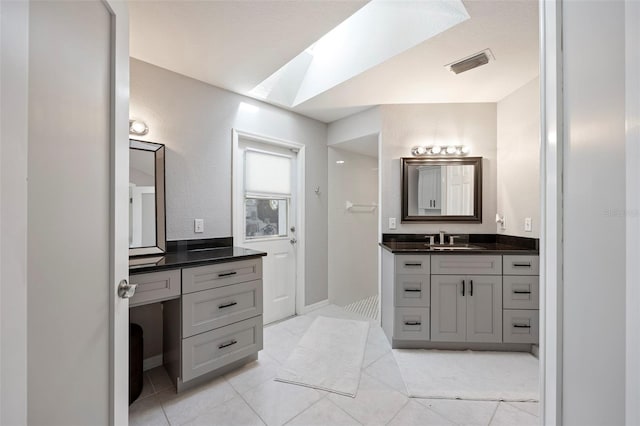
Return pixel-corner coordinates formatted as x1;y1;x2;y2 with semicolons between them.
130;0;539;123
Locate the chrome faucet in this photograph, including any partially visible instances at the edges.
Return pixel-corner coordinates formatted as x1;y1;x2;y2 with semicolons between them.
439;230;446;245
425;235;435;245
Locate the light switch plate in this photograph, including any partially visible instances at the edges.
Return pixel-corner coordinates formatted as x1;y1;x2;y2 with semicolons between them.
524;217;532;232
194;219;204;233
389;217;397;230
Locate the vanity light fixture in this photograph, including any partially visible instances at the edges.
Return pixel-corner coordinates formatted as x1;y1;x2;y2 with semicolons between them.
129;119;149;136
411;145;471;157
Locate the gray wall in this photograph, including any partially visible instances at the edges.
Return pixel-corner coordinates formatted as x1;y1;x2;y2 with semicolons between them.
496;77;540;238
130;59;329;305
562;1;626;423
380;103;498;234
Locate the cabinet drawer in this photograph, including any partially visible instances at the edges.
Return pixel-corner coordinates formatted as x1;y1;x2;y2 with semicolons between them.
182;280;263;338
503;255;539;275
129;269;181;307
431;255;502;275
395;255;430;275
395;275;430;307
394;307;430;341
503;276;539;309
503;309;539;344
182;258;262;294
181;315;263;383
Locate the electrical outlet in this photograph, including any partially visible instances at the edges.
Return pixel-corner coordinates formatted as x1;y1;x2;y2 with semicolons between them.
194;219;204;233
524;217;532;232
389;217;397;230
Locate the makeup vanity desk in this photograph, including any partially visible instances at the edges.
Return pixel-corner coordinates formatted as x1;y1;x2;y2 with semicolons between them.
129;239;266;392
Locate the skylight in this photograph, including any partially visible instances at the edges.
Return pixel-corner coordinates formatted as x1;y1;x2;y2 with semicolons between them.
250;0;470;107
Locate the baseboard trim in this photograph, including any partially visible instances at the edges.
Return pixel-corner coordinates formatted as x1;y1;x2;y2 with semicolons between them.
298;299;329;314
143;354;163;371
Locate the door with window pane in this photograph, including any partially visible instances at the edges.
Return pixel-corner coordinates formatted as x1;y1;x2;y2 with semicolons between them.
236;140;297;324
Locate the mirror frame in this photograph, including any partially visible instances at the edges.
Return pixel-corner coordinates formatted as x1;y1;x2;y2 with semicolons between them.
130;139;166;256
401;156;483;223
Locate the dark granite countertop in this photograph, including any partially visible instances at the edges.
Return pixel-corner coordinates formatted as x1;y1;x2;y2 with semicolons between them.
380;234;539;255
129;238;266;275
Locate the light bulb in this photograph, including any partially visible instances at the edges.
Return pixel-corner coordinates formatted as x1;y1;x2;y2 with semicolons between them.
446;146;457;154
416;146;427;155
431;145;442;154
129;120;149;136
461;146;470;154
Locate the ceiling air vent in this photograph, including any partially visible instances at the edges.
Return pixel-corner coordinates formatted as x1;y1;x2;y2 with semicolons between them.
447;49;493;74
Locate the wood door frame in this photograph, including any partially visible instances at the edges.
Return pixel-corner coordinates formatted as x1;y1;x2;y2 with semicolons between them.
104;0;130;424
232;129;306;315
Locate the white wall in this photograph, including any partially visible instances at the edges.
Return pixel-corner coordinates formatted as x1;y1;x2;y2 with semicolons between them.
130;59;329;305
562;1;626;424
496;77;540;238
327;107;381;146
328;146;378;306
380;103;497;234
0;1;29;424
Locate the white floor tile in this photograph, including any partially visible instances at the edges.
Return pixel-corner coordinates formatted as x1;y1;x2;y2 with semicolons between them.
182;396;265;426
364;352;407;395
417;398;499;426
137;373;155;401
490;402;539;426
158;376;237;425
242;379;324;426
225;352;280;395
328;373;407;426
262;325;302;365
286;398;361;426
387;400;453;426
148;366;174;393
129;394;169;426
507;401;540;417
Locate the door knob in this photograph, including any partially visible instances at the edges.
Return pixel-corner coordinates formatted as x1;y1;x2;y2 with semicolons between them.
290;226;296;232
290;238;297;245
118;279;137;299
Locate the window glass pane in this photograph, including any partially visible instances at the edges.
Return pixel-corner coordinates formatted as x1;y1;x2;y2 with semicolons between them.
245;198;288;239
245;150;291;195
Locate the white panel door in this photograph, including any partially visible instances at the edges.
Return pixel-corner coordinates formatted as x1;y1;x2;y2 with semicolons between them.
234;138;297;324
27;0;130;424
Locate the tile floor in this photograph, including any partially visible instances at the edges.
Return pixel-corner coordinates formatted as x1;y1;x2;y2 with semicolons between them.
130;304;540;426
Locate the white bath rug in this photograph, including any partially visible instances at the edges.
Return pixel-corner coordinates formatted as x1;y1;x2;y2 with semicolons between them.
275;316;369;397
392;349;539;402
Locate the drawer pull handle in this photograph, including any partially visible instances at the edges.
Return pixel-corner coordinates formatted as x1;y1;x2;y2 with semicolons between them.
512;263;531;267
513;290;532;294
218;340;238;349
218;301;238;309
404;263;422;267
404;289;421;293
218;271;238;277
513;324;531;328
404;321;421;326
462;280;465;296
470;280;473;297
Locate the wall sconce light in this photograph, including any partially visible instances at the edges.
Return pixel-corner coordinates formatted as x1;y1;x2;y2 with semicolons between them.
129;119;149;136
411;145;470;156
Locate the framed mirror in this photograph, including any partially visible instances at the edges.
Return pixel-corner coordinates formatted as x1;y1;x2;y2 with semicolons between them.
401;156;482;223
130;139;166;256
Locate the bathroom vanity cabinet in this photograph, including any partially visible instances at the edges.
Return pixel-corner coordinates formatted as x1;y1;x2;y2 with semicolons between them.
381;237;539;350
129;248;265;392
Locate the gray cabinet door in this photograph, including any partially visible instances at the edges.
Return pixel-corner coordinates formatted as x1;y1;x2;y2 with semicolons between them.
129;269;181;307
503;309;539;343
182;258;262;294
503;275;539;309
394;307;430;340
503;255;539;275
466;275;503;343
431;275;466;342
395;255;430;275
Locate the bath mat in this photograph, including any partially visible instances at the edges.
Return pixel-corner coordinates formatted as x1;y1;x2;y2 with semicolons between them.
275;316;369;397
392;349;539;402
